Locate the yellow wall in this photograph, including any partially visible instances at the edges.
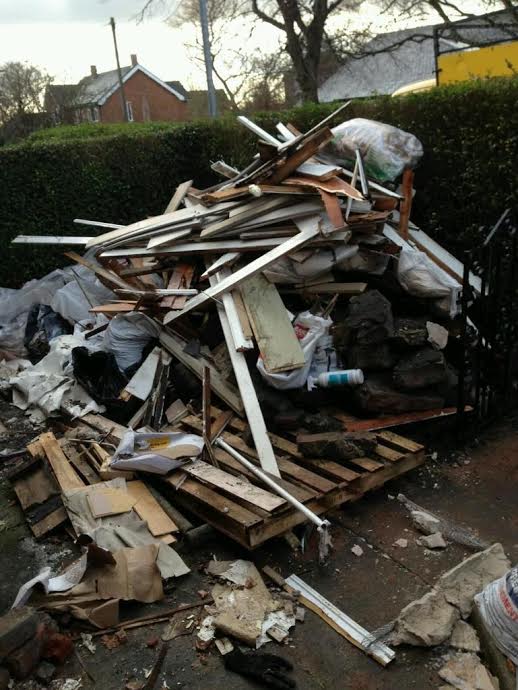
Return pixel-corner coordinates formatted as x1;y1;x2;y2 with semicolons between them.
438;41;518;84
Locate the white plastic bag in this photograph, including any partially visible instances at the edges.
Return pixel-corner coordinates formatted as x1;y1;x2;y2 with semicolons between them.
475;567;518;666
104;313;160;372
397;247;461;318
257;311;332;390
265;245;359;284
323;118;423;182
110;430;204;474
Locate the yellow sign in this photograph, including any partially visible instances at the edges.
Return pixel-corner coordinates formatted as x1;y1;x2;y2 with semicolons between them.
438;40;518;84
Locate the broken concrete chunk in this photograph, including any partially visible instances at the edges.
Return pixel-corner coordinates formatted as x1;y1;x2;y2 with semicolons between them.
354;373;444;413
297;431;377;461
391;589;460;646
411;509;441;535
394;538;408;548
438;543;510;618
393;348;448;391
450;621;480;653
419;532;447;549
427;321;449;350
344;290;394;344
438;653;499;690
351;545;364;557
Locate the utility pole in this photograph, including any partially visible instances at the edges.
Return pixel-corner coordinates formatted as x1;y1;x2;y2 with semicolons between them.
198;0;218;118
110;17;129;122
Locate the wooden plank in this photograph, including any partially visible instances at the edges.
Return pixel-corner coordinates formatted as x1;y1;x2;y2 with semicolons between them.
346;456;384;472
126;480;178;536
159;330;244;416
201;252;240;280
165;179;193;213
269;128;333;184
240;273;304;373
231;289;253;340
100;237;287;259
204;277;280;477
201;197;289;239
164;216;322;324
377;431;423;454
213;448;317;504
79;414;127;442
147;228;192;249
216;268;253;352
183;459;286;512
161;263;195;310
374;444;405;463
289;282;367;295
320;189;345;229
293;458;360;483
63;251;133;292
165;474;263;530
39;432;85;492
285;175;364;201
398;168;414;240
31;507;69;539
61;442;101;485
334;406;465;432
13;467;59;510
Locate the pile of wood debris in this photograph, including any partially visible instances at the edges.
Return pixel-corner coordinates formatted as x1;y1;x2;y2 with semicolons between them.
8;103;477;554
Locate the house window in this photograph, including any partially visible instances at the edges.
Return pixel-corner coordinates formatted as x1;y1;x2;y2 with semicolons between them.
126;101;134;122
90;106;100;123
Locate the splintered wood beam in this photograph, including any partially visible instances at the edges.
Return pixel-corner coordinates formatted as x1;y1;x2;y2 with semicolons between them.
163;216;321;325
269;128;333;184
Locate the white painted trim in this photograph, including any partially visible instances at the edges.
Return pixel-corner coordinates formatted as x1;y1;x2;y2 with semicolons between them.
97;64;186;106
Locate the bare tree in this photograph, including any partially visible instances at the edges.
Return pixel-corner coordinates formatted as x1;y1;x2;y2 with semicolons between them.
0;62;52;125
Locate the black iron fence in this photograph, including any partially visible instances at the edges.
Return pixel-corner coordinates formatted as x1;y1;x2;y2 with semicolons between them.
457;209;518;429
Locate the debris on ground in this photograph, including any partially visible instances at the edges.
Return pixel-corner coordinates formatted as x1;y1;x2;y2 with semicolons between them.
418;532;447;549
438;652;499;690
450;621;481;653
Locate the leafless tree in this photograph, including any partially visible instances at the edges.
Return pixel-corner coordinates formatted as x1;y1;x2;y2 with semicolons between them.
0;62;52;125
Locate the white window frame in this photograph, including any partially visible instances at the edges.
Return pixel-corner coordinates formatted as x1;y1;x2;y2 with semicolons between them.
126;101;134;122
91;106;100;123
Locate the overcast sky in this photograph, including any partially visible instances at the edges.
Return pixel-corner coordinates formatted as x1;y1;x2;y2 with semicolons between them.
0;0;490;90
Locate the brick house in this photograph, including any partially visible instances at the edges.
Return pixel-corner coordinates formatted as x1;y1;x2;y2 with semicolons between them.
46;55;188;124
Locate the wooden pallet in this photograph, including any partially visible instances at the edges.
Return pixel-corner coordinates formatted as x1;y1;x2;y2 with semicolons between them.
165;422;425;549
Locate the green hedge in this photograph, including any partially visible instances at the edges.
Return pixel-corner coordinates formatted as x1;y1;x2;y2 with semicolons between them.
1;77;518;287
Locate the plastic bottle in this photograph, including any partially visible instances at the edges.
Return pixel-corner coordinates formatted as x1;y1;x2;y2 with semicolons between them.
312;369;364;388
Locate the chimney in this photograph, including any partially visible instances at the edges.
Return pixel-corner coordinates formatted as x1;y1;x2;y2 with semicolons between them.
131;54;138;67
90;65;97;77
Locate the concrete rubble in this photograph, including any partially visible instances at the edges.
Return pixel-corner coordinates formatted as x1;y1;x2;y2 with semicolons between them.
450;620;481;653
391;544;510;647
418;532;447;549
438;653;500;690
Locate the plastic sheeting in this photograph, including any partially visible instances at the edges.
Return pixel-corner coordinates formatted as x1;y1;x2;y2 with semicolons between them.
104;313;160;372
397;247;461;318
264;245;359;284
8;334;105;419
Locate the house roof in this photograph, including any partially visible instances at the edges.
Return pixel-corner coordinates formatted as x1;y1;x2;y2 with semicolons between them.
66;64;187;106
166;80;188;99
319;9;518;102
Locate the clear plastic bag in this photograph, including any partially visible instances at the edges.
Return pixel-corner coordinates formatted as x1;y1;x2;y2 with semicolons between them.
397;247;461;318
323;118;424;182
257;311;332;390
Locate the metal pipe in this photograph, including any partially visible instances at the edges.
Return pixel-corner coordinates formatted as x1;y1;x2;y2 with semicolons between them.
215;438;329;530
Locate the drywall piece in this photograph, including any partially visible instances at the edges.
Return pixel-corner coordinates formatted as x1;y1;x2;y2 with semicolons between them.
438;653;499;690
450;621;481;653
241;273;304;373
438;543;510;618
391;589;460;647
285;574;395;666
164;215;322;324
87;488;136;518
122;346;161;401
